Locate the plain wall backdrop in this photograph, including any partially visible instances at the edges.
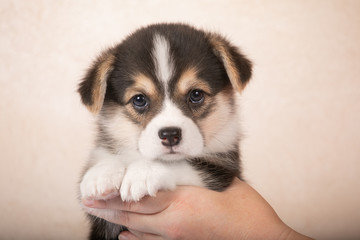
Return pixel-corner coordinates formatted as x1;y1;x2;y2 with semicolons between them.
1;0;359;239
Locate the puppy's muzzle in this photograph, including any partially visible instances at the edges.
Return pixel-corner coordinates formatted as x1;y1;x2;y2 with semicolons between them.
158;127;182;147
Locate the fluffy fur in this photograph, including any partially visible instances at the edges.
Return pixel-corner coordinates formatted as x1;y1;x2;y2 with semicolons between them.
78;23;252;240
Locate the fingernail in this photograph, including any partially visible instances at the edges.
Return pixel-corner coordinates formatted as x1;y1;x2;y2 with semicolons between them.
118;233;129;240
83;198;94;207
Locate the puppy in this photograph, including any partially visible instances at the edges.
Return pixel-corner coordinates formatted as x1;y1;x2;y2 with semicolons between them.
78;23;252;240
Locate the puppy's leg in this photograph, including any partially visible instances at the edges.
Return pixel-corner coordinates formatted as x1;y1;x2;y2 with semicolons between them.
80;147;125;220
80;147;125;200
80;147;128;240
120;160;204;202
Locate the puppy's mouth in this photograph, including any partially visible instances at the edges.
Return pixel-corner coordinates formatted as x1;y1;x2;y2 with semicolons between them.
159;146;185;161
167;147;179;154
163;146;182;156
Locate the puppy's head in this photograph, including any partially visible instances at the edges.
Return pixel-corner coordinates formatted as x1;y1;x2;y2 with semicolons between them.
78;23;252;161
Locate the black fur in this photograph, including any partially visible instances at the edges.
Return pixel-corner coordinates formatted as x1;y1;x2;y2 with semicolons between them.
188;150;243;192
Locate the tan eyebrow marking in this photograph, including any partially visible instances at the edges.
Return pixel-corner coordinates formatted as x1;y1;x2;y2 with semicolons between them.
177;68;211;95
124;73;158;102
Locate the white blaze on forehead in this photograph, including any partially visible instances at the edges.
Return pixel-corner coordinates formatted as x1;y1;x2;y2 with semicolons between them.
152;34;174;86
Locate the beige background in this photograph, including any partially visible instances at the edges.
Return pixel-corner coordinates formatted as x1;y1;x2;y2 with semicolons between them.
1;1;359;239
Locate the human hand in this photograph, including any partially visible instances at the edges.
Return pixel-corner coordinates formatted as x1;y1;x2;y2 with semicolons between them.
83;178;311;240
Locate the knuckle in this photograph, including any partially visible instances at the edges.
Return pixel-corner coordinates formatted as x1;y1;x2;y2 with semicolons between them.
102;199;109;209
119;211;131;228
126;201;138;212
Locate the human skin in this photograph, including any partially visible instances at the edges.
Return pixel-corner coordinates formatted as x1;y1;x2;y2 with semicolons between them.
83;178;312;240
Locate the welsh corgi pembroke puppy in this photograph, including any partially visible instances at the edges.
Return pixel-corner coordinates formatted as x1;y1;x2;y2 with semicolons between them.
78;23;252;240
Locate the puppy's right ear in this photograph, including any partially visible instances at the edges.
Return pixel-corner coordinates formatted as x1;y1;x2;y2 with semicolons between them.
78;48;116;114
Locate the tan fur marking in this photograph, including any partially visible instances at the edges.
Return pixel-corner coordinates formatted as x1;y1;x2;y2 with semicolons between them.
89;52;115;114
177;68;211;95
198;89;234;145
124;74;157;103
208;34;245;92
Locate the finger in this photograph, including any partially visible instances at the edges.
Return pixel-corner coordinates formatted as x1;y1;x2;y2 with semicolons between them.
84;206;163;235
84;207;123;224
120;229;162;240
118;231;139;240
83;190;175;214
116;211;164;235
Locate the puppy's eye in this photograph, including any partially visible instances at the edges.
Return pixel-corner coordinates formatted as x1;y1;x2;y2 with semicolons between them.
132;94;148;109
189;89;204;104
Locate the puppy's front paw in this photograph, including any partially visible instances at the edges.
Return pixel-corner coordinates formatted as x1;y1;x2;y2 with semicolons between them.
80;163;125;200
120;162;176;202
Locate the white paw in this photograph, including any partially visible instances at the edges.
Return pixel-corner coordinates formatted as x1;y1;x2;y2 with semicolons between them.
80;162;125;200
120;162;176;202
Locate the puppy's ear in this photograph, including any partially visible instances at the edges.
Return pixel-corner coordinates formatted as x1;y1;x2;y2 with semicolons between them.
208;34;252;92
78;48;116;114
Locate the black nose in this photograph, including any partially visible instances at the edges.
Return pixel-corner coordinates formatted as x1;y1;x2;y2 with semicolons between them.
158;127;182;147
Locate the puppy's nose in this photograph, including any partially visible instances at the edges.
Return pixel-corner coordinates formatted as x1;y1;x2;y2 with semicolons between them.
158;127;182;147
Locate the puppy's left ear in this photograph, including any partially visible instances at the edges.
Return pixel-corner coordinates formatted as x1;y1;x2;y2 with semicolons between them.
208;34;252;92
